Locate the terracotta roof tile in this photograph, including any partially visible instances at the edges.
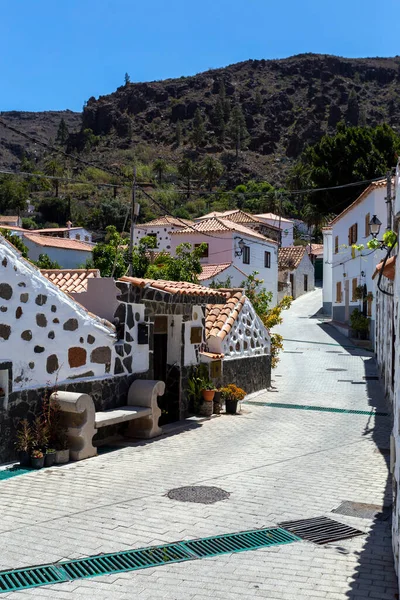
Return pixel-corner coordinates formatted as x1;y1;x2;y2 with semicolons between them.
0;216;19;223
0;225;25;231
199;351;225;359
206;289;246;340
119;276;227;300
23;233;93;251
32;226;86;234
199;263;232;281
254;213;294;224
197;209;260;225
137;216;194;228
372;255;396;281
41;269;100;293
278;246;307;270
172;217;277;243
307;244;324;256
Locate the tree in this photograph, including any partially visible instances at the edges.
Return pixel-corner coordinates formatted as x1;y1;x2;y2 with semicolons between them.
192;108;206;147
124;72;131;85
0;229;28;257
89;198;129;231
201;156;223;191
146;242;206;283
346;90;360;126
56;118;69;145
130;235;158;277
212;80;230;143
35;254;61;269
152;158;168;185
0;175;29;215
91;226;127;278
43;158;64;197
227;104;249;160
37;196;69;225
178;158;196;197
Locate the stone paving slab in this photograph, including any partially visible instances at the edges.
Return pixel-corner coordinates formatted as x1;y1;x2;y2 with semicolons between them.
0;290;397;599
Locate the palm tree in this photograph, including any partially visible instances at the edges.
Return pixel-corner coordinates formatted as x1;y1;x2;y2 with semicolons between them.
201;156;224;191
152;158;168;185
178;158;196;197
43;158;64;197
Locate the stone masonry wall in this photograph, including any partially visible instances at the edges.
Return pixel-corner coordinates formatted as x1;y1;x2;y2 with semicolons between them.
0;237;117;394
221;354;271;394
222;298;270;358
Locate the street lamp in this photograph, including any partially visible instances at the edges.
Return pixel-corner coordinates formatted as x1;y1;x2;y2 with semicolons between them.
369;215;382;239
235;238;245;257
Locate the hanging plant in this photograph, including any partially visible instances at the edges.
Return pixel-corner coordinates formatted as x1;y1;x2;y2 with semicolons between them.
366;291;373;301
354;285;364;300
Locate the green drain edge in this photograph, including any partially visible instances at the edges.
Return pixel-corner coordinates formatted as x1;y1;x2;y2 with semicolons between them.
0;527;300;593
245;401;389;416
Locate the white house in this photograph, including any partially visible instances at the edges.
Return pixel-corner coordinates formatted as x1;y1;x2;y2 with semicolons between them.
327;179;388;343
170;216;278;304
196;209;281;244
23;233;93;269
322;227;333;315
32;222;93;244
0;216;22;228
278;246;315;301
198;263;248;287
253;213;294;247
134;216;194;252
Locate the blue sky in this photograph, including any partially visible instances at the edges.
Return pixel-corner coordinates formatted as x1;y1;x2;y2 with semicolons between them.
1;0;398;112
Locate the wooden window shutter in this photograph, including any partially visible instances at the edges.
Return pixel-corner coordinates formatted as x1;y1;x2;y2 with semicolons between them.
336;281;342;302
367;297;372;317
335;236;339;254
354;223;358;243
365;213;370;237
348;227;351;245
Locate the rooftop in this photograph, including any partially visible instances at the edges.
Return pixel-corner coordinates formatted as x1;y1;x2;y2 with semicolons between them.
278;246;307;270
206;290;246;341
307;243;324;257
23;233;94;252
199;262;247;282
136;216;194;229
119;276;227;303
32;226;87;234
254;213;294;224
0;216;19;223
41;269;100;293
172;217;277;243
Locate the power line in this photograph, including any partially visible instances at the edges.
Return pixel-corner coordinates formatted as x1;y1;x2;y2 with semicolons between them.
0;167;127;190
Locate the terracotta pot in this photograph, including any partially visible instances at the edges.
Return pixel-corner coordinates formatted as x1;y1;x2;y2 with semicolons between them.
202;389;215;402
55;449;70;464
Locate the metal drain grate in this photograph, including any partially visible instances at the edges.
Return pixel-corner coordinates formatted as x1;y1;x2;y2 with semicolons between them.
244;401;388;416
278;516;365;545
0;527;300;593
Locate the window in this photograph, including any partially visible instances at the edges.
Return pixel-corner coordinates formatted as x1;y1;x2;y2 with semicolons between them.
348;223;358;245
365;213;370;237
334;236;339;254
351;278;358;301
84;235;89;242
264;251;271;268
367;296;372;317
195;243;209;258
242;246;250;264
147;233;157;240
336;281;342;303
304;275;308;291
75;234;81;240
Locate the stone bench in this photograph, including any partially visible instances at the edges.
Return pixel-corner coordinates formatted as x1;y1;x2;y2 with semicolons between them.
50;380;164;461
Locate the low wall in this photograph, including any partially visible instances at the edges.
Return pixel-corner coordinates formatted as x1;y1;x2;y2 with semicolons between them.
222;354;271;394
0;371;151;464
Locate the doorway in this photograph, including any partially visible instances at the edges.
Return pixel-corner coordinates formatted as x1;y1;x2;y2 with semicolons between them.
153;316;180;425
290;274;294;298
344;280;350;323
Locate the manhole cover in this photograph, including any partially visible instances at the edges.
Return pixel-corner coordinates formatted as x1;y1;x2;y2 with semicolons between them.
167;486;230;504
278;516;364;544
332;501;392;521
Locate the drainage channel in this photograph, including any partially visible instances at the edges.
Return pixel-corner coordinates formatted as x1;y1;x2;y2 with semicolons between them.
244;401;389;416
0;527;299;593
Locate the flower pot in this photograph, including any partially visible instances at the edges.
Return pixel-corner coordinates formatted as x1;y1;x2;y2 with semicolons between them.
55;449;70;464
31;456;45;469
225;399;238;415
44;451;56;467
202;389;215;402
18;450;31;467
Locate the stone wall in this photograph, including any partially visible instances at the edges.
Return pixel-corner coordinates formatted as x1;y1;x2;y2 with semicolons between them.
222;298;270;359
221;354;271;394
375;281;395;405
0;237;117;395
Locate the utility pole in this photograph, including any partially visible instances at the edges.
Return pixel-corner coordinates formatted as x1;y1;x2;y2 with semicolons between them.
386;170;393;231
277;192;282;249
128;166;140;276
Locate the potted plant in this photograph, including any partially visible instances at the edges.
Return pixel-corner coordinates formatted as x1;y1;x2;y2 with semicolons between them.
46;398;70;464
44;448;56;467
31;449;45;469
55;432;70;464
366;291;374;301
15;419;32;467
201;382;215;403
354;285;364;300
350;308;370;340
32;415;49;452
221;384;246;415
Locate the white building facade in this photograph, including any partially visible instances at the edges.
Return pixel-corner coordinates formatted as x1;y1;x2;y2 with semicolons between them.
254;213;294;247
328;181;388;343
322;228;333;315
23;234;93;269
133;217;194;252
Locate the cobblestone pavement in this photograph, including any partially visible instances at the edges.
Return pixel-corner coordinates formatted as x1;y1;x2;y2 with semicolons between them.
0;289;397;599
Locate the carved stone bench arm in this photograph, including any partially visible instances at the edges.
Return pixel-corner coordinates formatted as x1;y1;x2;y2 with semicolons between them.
126;380;164;439
50;391;97;461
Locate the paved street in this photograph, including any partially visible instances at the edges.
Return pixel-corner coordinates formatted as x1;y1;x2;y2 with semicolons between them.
0;288;397;599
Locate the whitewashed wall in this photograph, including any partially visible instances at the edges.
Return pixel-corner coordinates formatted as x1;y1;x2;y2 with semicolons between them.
134;225;183;252
0;238;116;394
375;282;395;405
323;229;332;315
23;237;93;269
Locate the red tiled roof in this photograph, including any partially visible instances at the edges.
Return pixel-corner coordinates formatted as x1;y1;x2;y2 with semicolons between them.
32;226;87;234
254;213;294;224
199;351;225;359
119;276;227;299
0;216;19;223
23;233;93;251
206;290;246;341
0;225;25;232
172;217;277;243
329;179;388;226
278;246;307;270
197;210;260;225
199;263;247;281
137;216;194;228
308;244;324;257
41;269;100;293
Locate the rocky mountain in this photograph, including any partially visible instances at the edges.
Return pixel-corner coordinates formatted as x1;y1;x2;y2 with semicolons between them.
2;54;400;185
